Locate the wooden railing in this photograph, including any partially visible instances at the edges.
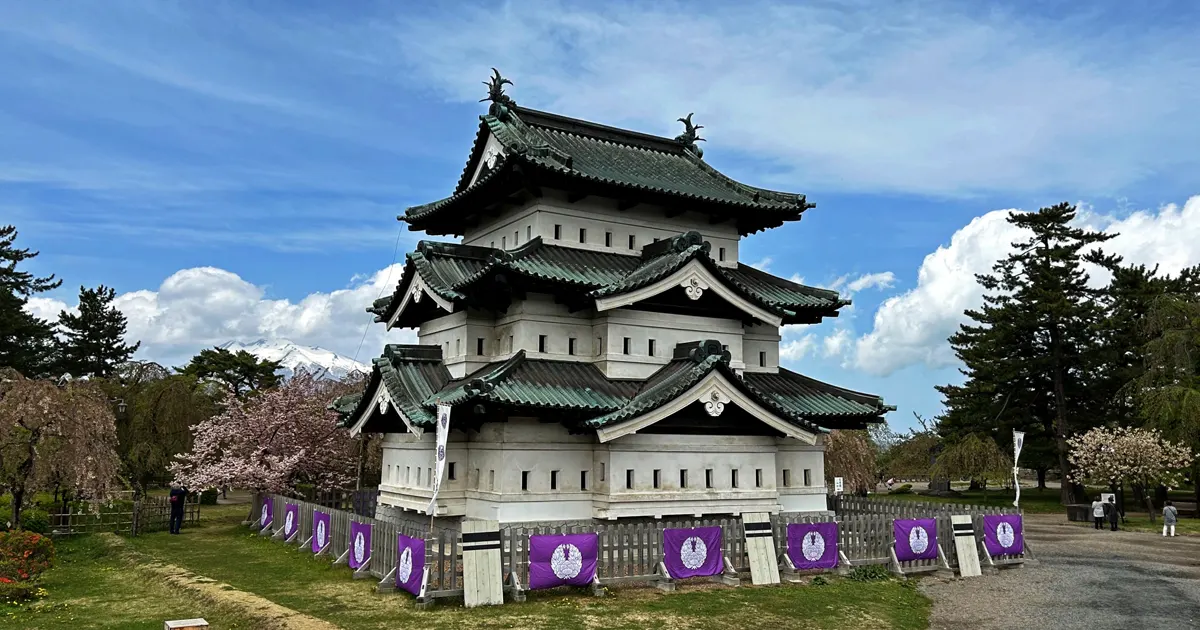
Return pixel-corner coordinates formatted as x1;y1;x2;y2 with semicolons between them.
49;495;200;537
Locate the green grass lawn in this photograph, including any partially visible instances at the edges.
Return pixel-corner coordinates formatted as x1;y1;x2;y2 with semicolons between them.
876;487;1067;513
6;502;931;630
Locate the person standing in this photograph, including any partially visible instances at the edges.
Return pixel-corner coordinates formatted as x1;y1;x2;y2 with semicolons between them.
169;484;188;535
1106;496;1121;531
1091;495;1106;530
1163;501;1178;537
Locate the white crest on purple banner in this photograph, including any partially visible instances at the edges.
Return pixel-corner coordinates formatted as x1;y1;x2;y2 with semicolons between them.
996;522;1015;548
317;520;327;548
437;445;445;461
399;547;413;583
260;504;268;526
680;536;708;570
908;525;929;554
354;532;366;563
801;531;826;562
284;511;294;535
550;544;583;580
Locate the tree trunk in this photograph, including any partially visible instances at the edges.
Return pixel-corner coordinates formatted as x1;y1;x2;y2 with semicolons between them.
1049;319;1075;505
968;479;982;491
1194;465;1200;519
1136;483;1157;524
1036;468;1047;490
10;488;24;529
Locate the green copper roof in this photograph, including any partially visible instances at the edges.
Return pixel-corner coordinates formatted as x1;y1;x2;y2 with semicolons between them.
370;232;846;326
403;106;814;236
335;340;889;434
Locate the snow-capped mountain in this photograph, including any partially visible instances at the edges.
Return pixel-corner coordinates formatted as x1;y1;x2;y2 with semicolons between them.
218;339;369;380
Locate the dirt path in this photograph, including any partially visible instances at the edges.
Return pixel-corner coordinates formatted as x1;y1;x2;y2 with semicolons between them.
921;514;1200;630
103;534;340;630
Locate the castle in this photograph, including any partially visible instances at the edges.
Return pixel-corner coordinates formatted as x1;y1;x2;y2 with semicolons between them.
335;71;892;526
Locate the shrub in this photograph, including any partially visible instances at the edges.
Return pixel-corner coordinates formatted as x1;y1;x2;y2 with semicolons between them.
890;484;914;495
200;489;219;505
20;510;50;535
0;530;56;583
847;564;891;582
0;579;46;603
810;576;828;586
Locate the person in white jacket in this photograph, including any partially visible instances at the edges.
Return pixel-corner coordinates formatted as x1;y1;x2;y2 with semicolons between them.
1163;501;1178;537
1091;496;1106;530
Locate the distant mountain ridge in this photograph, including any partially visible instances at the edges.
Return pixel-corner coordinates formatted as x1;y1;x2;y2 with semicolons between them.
217;339;368;380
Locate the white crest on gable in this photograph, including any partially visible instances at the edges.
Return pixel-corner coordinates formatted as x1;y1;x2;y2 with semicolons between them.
683;275;708;300
701;389;729;417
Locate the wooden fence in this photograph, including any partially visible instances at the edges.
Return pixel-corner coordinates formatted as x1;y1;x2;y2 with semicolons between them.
256;493;1026;603
50;495;201;537
300;487;381;519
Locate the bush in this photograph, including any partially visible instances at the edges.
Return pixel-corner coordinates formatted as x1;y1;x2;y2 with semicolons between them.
199;489;219;505
20;510;50;535
0;579;46;603
890;484;914;495
847;564;891;582
810;576;828;586
0;530;56;583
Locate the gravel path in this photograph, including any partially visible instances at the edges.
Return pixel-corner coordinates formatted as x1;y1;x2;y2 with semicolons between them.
921;514;1200;630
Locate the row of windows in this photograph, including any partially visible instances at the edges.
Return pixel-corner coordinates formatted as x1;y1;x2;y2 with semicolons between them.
445;335;695;358
484;223;732;263
388;462;813;491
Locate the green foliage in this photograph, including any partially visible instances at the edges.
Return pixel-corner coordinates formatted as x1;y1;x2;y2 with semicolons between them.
0;530;55;581
848;563;891;582
931;433;1012;487
200;489;219;505
179;346;282;398
55;285;140;379
810;575;828;586
0;225;61;377
890;484;914;495
19;510;49;535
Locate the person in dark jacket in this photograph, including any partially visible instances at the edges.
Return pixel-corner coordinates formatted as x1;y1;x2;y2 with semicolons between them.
1106;496;1121;531
169;484;188;534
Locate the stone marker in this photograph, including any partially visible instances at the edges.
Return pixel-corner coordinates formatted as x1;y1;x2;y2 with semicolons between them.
164;619;208;630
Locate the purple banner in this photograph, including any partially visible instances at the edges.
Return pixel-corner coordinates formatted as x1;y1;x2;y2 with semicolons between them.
893;518;938;562
312;510;331;553
982;514;1024;557
259;498;273;530
663;526;723;579
528;533;599;589
786;522;839;570
282;503;299;539
349;521;372;570
396;533;426;596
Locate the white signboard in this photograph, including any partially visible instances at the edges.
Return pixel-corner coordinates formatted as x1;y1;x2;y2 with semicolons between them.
834;477;844;495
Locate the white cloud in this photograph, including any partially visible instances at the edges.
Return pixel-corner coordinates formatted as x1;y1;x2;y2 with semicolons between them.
822;329;853;359
392;2;1200;197
25;264;415;368
779;334;817;362
854;195;1200;376
846;272;896;293
749;257;772;271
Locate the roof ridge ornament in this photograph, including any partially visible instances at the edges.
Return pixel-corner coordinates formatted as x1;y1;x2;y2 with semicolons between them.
675;113;705;157
481;68;517;119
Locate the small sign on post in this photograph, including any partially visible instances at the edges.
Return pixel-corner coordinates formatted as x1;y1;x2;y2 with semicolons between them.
164;620;208;630
834;477;844;495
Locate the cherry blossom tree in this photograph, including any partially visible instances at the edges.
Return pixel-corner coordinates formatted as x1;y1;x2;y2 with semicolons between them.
1068;426;1193;522
0;368;121;527
170;370;361;495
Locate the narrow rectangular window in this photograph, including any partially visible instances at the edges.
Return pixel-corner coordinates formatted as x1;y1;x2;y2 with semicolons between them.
596;336;604;354
416;467;422;485
579;227;587;243
514;230;519;245
474;468;481;489
568;337;577;355
653;469;662;489
501;235;506;248
803;469;812;487
406;466;411;484
444;341;450;356
680;469;688;489
705;468;714;489
755;468;764;488
539;334;547;353
448;462;457;481
648;339;656;357
527;225;532;240
554;224;562;239
427;468;432;487
628;234;636;249
605;231;613;247
783;469;792;487
387;464;392;482
508;335;514;352
490;241;495;248
731;469;739;489
580;470;589;491
623;337;631;354
759;351;766;367
550;470;559;490
455;338;461;356
477;337;485;355
719;247;726;261
600;462;606;481
489;469;495;491
521;471;530;491
625;469;634;489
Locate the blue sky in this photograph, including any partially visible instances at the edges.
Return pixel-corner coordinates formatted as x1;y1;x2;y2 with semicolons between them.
5;0;1200;432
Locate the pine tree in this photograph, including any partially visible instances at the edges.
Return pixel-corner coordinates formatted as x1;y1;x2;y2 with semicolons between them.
56;285;140;378
0;225;61;376
938;203;1113;505
179;346;282;397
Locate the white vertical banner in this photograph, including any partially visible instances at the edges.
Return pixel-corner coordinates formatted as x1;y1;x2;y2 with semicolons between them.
427;404;452;517
1012;430;1025;508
